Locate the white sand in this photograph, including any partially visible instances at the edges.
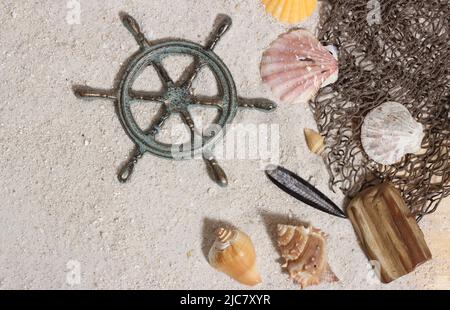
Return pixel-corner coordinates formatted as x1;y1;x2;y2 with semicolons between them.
0;0;449;289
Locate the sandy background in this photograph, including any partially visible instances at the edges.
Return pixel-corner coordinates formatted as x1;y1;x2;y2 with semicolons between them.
0;0;449;289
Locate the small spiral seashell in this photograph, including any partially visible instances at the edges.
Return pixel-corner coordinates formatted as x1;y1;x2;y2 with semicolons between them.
304;128;325;155
361;101;425;165
208;228;262;286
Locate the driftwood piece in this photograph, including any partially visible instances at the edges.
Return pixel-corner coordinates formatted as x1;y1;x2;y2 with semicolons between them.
347;183;432;283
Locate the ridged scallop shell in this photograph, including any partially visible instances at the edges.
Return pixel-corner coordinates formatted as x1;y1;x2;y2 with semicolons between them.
361;101;425;165
261;29;339;104
277;224;338;288
262;0;318;24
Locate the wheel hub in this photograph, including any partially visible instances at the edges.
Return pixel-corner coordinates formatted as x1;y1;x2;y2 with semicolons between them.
164;86;191;112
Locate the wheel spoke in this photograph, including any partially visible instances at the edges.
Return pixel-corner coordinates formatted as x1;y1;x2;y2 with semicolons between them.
190;96;222;109
118;148;143;183
203;150;228;187
180;60;206;89
152;60;174;86
179;15;232;89
204;15;232;51
238;97;277;111
121;14;150;49
180;109;198;137
73;86;116;100
148;105;171;136
130;90;165;103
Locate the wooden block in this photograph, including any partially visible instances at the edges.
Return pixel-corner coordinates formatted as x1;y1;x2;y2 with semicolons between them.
347;183;432;283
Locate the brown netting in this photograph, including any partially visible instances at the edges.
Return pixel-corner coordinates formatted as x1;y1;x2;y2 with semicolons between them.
310;0;450;220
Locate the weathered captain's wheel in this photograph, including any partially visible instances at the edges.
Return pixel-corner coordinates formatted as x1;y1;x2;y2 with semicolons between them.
118;40;238;160
73;14;277;187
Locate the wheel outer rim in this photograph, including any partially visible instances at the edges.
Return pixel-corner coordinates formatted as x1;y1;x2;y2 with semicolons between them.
118;41;238;160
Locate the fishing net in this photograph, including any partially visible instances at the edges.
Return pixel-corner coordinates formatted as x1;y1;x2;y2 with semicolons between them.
310;0;450;220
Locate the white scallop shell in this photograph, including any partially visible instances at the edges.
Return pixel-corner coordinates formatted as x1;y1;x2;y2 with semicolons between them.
261;29;339;104
361;102;425;165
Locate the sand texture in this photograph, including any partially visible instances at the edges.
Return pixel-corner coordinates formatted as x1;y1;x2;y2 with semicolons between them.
0;0;448;289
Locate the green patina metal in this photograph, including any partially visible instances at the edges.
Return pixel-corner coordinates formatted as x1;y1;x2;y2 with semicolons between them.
117;40;237;159
73;13;276;187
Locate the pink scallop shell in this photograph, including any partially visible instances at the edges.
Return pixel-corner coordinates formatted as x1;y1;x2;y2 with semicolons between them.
261;29;339;104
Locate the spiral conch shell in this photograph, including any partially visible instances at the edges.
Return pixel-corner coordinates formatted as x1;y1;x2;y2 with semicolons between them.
361;101;425;165
277;224;338;288
261;29;339;104
208;228;262;286
262;0;318;24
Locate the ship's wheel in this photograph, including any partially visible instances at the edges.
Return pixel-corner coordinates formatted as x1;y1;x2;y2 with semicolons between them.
74;13;276;186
